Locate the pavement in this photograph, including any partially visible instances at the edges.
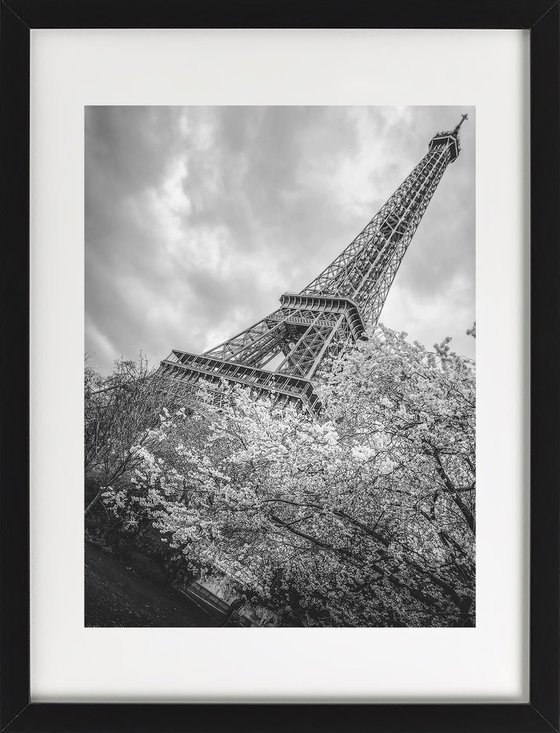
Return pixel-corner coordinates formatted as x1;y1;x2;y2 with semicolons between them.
85;541;218;627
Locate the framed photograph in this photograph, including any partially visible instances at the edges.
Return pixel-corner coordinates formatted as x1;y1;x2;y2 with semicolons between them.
1;1;558;731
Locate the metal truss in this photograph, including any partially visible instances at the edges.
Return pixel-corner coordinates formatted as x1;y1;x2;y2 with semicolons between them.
156;116;468;414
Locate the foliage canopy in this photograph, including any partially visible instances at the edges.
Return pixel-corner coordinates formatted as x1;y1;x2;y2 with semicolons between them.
86;326;475;627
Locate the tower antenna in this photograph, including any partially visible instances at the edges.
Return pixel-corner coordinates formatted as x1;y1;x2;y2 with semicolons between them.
454;113;469;134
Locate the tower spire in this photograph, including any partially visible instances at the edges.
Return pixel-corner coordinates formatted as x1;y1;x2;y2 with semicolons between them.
157;120;465;414
454;113;468;134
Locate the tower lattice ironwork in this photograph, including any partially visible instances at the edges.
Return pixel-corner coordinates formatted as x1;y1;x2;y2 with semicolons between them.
157;115;468;413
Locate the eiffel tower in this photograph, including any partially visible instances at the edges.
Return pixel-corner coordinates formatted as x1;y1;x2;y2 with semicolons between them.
157;115;468;414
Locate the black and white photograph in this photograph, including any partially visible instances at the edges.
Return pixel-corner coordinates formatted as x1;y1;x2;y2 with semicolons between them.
84;105;475;628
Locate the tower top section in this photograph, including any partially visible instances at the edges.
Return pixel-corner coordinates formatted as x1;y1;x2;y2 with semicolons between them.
429;112;468;164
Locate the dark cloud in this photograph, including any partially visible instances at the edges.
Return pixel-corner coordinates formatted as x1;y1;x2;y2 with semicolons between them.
85;106;475;374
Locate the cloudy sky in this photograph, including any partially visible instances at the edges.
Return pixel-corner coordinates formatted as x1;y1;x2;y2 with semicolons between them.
85;106;475;375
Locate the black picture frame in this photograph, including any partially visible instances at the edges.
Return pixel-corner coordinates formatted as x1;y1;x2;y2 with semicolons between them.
1;1;558;731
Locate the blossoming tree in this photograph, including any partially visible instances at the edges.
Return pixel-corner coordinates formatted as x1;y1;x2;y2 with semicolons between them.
96;325;475;627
